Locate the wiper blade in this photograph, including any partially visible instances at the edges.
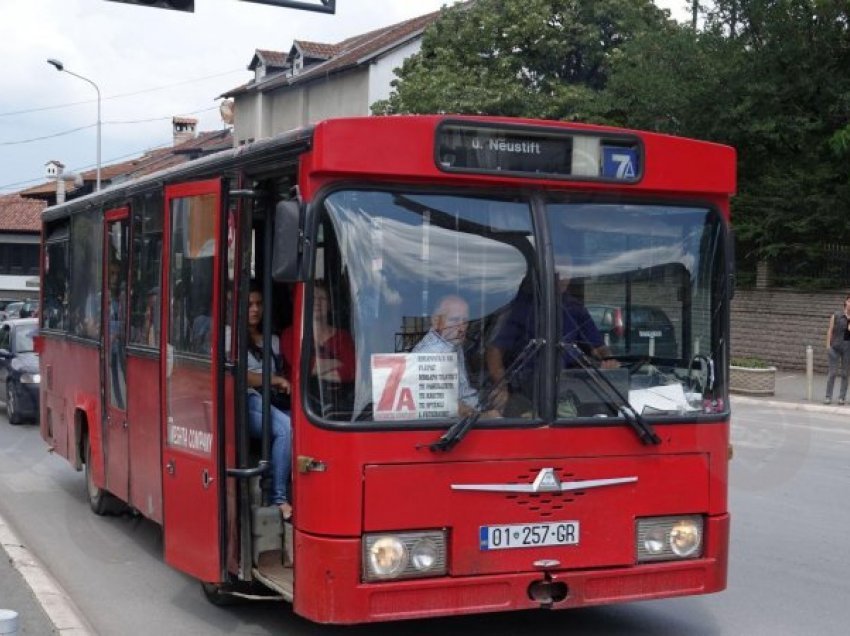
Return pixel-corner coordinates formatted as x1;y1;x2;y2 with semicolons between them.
562;342;661;446
429;338;545;452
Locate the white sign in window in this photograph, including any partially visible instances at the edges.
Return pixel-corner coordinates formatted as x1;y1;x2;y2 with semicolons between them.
371;352;460;421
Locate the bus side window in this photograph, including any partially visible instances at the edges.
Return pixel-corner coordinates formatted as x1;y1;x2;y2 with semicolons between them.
129;192;163;348
305;280;356;419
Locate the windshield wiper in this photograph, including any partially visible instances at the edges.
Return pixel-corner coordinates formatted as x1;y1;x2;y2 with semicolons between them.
561;342;661;446
429;338;545;452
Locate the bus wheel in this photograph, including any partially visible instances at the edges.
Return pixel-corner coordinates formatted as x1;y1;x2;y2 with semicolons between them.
201;582;241;606
84;437;123;516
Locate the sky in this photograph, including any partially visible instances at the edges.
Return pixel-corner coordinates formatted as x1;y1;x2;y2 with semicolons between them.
0;0;689;195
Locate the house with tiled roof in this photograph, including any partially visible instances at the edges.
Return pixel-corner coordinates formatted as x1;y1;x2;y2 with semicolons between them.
248;50;289;83
220;8;444;145
0;119;232;297
0;194;44;298
17;119;232;205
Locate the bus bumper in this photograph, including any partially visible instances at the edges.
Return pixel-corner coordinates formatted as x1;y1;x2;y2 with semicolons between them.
293;513;729;624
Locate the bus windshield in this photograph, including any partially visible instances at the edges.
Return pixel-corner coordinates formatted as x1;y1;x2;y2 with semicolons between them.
313;189;728;425
546;201;727;421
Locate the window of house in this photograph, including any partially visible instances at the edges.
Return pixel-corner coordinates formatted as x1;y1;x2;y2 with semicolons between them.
0;243;39;276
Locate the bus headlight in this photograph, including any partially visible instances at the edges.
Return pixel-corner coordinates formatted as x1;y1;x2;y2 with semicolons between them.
410;537;439;571
363;531;447;582
636;515;703;562
366;536;407;579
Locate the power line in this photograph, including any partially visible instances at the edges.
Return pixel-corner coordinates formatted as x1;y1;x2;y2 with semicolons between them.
0;68;244;118
0;124;97;146
0;141;174;192
107;106;218;125
1;106;219;146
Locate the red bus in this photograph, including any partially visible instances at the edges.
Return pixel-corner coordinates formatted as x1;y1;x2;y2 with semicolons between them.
39;115;734;623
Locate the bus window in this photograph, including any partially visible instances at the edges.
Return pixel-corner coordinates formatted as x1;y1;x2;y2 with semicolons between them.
129;192;163;348
547;201;727;418
317;190;537;423
169;194;216;355
43;222;70;331
70;211;103;339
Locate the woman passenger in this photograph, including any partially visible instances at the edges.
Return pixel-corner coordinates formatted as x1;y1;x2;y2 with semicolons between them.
281;281;355;385
246;281;293;520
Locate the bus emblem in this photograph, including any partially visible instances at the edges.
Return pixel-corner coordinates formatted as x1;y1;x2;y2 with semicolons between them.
532;468;562;492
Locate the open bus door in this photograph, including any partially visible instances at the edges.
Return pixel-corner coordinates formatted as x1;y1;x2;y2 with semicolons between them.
103;208;130;502
161;179;225;582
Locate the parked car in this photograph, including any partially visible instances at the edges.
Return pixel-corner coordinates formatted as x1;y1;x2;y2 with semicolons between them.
0;318;40;424
2;299;39;320
586;303;678;359
19;299;39;319
0;299;17;321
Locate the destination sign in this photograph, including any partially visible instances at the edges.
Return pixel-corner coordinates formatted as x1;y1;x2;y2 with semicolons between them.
436;123;641;182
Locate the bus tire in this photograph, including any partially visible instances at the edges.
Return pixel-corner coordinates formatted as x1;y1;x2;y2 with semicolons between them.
84;437;124;516
201;582;241;606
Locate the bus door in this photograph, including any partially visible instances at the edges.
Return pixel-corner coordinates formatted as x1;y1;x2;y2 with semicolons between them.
161;179;225;582
103;208;130;501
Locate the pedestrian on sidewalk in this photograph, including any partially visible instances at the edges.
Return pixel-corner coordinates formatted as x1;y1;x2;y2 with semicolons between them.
824;294;850;404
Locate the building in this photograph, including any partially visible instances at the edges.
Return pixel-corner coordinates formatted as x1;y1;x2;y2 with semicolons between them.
220;9;443;145
0;194;43;300
0;119;232;297
17;118;233;206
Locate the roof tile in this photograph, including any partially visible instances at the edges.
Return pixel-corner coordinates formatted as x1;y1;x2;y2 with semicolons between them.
0;195;46;231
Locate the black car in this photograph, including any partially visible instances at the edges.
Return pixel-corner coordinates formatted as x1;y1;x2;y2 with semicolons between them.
586;303;678;359
0;318;40;424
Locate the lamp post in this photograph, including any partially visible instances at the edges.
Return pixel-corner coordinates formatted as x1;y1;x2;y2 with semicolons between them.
47;58;101;191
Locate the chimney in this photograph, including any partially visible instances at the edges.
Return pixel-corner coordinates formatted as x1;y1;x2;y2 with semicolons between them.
173;116;198;146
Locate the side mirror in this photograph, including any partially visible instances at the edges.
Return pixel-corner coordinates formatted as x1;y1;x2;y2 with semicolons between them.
272;199;305;282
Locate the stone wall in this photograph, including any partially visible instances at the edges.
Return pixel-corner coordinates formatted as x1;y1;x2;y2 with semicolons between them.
731;288;844;373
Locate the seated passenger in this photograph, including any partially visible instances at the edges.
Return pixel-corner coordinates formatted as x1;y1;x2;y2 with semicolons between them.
487;259;615;414
281;281;355;385
246;281;293;521
412;294;499;418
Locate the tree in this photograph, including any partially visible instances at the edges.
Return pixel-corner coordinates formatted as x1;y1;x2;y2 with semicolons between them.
377;0;850;288
372;0;671;119
595;0;850;286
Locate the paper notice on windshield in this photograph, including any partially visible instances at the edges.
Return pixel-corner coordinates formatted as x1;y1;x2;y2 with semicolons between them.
628;383;698;415
371;352;459;420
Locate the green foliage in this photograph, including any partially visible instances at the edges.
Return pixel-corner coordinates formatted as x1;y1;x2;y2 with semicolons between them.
372;0;670;119
375;0;850;289
730;357;771;369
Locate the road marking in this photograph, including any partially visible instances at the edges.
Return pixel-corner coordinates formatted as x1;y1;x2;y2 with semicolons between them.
0;513;95;635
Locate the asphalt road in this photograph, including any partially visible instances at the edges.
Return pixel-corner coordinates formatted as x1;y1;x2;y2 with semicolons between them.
1;401;849;635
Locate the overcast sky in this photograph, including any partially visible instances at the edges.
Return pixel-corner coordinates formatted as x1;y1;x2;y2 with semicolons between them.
0;0;688;195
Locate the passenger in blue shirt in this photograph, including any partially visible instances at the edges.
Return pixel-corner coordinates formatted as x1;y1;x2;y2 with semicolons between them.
486;261;615;412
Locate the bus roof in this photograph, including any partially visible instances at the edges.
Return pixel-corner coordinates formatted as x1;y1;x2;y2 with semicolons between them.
43;115;735;223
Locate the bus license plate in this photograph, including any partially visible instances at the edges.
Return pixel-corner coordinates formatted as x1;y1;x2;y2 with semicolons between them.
479;521;580;550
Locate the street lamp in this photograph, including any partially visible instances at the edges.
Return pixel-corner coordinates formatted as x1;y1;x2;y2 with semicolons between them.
47;58;101;191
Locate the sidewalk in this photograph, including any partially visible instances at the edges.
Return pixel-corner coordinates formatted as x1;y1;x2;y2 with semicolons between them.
0;538;59;635
732;370;846;413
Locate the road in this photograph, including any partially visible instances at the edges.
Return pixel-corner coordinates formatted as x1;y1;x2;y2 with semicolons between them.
1;400;849;635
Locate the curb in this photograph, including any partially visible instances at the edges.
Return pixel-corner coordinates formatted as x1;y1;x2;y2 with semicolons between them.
0;515;95;636
731;394;847;414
